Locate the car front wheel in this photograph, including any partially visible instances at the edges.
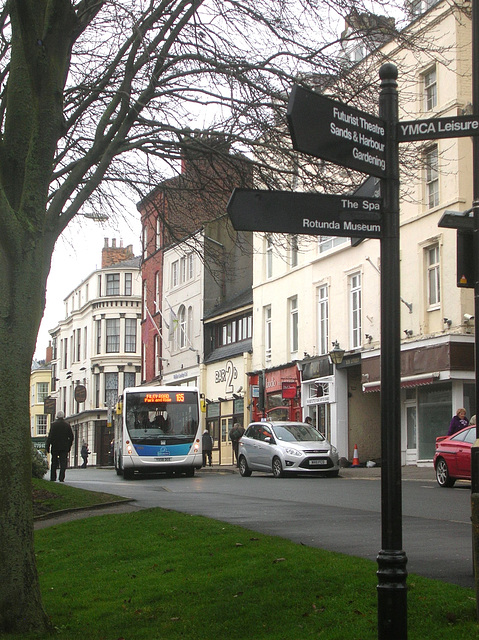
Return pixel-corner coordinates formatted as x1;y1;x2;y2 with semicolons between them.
435;457;455;488
239;455;252;477
272;456;284;478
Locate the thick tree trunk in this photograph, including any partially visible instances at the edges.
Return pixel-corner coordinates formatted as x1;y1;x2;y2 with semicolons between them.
0;238;53;633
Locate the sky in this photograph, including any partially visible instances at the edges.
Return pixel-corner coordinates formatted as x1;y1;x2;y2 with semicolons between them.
34;206;141;361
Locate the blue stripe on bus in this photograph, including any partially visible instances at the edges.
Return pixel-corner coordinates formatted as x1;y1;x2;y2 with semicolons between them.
133;443;193;457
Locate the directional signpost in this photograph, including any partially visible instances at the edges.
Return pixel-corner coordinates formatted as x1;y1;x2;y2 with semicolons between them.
228;190;382;239
398;114;479;142
228;48;479;635
287;85;387;178
228;67;406;640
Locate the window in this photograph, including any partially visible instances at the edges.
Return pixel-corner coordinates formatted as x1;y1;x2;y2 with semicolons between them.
96;319;101;354
125;318;137;352
156;217;161;251
83;327;88;360
155;271;160;308
177;305;187;349
215;313;252;347
427;244;440;307
188;253;194;280
289;296;298;356
265;306;272;361
423;67;437;111
154;334;160;377
125;273;132;296
106;273;120;295
171;261;179;288
105;372;118;408
318;236;348;254
97;274;102;297
266;236;273;278
124;372;136;389
36;382;49;403
36;415;48;435
349;272;362;349
106;318;120;353
142;224;147;260
76;328;81;362
318;285;329;356
187;306;193;344
142;280;147;320
180;256;187;283
425;146;439;209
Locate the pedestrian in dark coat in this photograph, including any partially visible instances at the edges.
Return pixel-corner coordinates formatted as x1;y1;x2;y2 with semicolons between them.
202;429;213;467
229;422;245;467
447;408;469;436
46;411;74;482
80;442;90;468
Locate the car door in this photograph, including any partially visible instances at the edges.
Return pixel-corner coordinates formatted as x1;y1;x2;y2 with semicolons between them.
456;428;475;478
255;425;275;470
241;425;261;469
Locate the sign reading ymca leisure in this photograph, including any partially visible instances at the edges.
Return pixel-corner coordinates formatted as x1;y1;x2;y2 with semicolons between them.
287;85;387;178
227;189;382;239
398;114;479;142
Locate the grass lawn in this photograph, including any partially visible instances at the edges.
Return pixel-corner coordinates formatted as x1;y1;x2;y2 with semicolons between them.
32;478;129;517
22;480;479;639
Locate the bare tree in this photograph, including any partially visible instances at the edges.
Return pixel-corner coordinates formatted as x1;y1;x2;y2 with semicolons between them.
0;0;460;632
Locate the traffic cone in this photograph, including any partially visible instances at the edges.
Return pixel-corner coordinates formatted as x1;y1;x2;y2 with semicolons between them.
352;444;360;467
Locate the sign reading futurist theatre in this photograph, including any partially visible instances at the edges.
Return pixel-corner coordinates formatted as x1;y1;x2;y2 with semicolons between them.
287;85;387;178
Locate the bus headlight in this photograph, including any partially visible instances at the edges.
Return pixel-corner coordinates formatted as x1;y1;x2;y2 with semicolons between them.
127;444;133;455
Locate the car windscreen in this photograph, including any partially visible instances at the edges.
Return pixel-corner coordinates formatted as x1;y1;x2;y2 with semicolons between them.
272;424;325;443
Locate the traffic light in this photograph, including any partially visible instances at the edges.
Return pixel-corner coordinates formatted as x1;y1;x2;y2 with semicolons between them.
456;230;475;288
438;209;475;289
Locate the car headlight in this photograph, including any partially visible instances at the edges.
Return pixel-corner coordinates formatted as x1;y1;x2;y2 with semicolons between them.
330;446;338;455
285;448;303;457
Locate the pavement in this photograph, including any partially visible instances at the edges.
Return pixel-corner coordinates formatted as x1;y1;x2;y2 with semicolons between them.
34;463;437;530
198;462;437;480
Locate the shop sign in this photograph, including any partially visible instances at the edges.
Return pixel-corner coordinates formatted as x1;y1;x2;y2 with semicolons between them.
282;381;297;399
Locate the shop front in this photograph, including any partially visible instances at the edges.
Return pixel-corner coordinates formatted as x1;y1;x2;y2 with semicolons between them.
299;354;349;458
248;363;301;423
361;335;475;465
203;353;251;465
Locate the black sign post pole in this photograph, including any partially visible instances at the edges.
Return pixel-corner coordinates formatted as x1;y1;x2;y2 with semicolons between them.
471;0;479;616
377;63;408;640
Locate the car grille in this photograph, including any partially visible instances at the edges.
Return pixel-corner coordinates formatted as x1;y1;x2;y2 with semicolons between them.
299;457;334;470
303;449;328;454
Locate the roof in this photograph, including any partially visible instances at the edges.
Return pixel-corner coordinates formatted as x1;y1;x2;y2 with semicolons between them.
204;339;252;364
203;289;253;321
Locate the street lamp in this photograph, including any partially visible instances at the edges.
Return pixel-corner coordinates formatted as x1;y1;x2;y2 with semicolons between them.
79;212;109;221
329;341;345;366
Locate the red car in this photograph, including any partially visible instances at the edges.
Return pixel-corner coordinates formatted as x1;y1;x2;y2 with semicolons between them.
433;425;477;487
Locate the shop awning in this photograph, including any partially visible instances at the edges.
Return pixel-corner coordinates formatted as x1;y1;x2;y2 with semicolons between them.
362;372;440;393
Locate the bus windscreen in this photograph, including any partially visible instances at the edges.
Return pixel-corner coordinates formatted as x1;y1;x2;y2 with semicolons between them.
125;390;199;446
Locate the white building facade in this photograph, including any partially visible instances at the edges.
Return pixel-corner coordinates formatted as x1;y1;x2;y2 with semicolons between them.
49;240;142;467
250;0;475;465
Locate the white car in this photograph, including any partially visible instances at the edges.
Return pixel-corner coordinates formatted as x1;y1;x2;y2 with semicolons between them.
238;421;340;478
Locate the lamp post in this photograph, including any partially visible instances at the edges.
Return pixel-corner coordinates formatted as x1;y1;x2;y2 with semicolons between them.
78;212;109;221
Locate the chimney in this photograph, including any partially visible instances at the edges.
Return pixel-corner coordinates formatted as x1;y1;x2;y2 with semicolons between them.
102;238;135;267
45;341;53;365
